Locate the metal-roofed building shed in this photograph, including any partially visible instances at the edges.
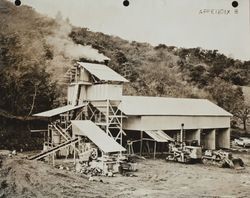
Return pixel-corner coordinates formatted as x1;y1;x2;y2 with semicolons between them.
77;62;129;83
31;61;232;164
119;96;232;150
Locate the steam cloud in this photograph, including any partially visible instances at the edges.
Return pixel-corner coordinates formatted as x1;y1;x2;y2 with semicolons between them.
47;18;109;62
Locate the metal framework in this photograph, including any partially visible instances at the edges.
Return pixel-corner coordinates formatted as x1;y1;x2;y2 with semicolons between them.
86;100;126;144
31;62;129;164
30;99;127;164
31;106;87;164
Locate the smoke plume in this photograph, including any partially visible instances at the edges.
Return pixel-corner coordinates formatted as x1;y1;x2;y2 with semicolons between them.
47;16;109;63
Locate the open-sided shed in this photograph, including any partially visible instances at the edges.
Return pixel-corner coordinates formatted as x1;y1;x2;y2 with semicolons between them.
119;96;232;150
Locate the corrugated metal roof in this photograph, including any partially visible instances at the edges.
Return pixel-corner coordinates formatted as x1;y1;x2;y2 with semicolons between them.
144;130;174;142
119;96;232;117
71;120;126;153
77;62;129;82
33;104;87;117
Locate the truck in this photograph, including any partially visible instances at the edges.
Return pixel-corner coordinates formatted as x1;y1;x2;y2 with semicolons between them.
234;137;250;148
166;142;202;163
201;149;244;169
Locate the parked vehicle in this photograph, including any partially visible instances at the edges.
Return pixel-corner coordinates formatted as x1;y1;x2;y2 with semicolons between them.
166;142;202;163
234;137;250;147
202;150;244;169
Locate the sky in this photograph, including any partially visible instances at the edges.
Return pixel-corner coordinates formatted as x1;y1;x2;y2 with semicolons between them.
16;0;250;61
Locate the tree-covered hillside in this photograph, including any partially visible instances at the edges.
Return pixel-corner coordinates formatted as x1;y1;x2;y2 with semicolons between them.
70;28;250;131
0;0;61;117
0;0;249;131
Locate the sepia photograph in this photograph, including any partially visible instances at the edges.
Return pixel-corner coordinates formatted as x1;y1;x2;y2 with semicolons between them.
0;0;250;197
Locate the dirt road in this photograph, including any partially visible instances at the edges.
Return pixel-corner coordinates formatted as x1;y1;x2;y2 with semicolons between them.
0;151;249;197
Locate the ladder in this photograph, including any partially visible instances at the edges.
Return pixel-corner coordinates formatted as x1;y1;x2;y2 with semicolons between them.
63;67;79;83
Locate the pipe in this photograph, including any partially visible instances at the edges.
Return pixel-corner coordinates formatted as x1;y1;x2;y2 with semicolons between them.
181;123;184;143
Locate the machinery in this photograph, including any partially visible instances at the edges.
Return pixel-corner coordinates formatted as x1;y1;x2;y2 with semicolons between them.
202;150;244;169
166;123;202;164
165;124;244;168
166;142;202;163
78;142;99;162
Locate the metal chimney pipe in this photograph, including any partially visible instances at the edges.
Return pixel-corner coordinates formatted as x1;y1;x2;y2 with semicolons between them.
181;123;184;143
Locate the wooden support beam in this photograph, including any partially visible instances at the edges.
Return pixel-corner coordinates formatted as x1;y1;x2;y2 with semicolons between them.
106;99;109;134
73;142;76;165
52;152;55;167
154;141;157;160
120;110;123;146
140;131;143;156
142;138;156;142
30;129;48;133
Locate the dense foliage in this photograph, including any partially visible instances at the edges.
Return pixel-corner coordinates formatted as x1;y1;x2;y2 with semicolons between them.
0;0;249;131
70;29;250;131
0;0;65;118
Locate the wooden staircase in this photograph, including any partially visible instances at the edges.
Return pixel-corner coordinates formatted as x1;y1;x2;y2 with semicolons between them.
62;67;79;84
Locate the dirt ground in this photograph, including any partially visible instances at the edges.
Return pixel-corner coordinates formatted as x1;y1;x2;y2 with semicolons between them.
0;150;250;198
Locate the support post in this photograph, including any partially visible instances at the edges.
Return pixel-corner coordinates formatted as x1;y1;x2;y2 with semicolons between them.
204;129;216;150
44;126;47;146
119;112;123;155
185;129;201;145
78;136;81;151
120;110;123;145
52;152;55;167
73;137;76;165
106;100;109;134
140;131;143;156
48;125;50;146
154;141;156;160
196;129;201;145
216;128;230;149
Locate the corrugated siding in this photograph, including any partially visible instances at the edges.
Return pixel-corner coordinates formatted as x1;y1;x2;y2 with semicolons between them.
86;84;123;101
144;130;174;142
78;85;87;104
67;84;79;106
